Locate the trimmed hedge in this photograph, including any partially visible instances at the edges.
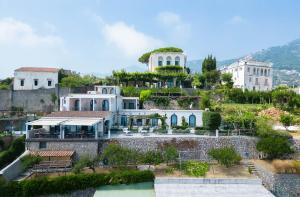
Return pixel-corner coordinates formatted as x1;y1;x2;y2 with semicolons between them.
0;136;25;170
0;170;154;197
202;111;221;130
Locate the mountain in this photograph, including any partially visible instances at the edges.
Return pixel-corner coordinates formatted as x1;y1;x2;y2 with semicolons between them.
187;39;300;86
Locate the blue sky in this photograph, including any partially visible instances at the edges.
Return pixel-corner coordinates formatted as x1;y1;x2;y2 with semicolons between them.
0;0;300;78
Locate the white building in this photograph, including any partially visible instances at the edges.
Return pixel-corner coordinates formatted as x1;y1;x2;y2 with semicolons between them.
148;52;187;72
26;85;203;140
13;67;59;90
221;59;272;91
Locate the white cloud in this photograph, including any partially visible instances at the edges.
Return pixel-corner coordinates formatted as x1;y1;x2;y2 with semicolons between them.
0;17;69;78
157;11;191;42
0;17;63;47
101;21;162;57
228;16;247;25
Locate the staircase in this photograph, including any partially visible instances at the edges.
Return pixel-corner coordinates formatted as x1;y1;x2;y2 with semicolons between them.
247;161;258;176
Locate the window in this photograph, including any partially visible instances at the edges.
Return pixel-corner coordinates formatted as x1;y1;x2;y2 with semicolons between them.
247;67;250;73
74;99;80;111
264;79;268;86
170;114;177;127
129;102;135;109
39;142;47;149
90;100;94;111
102;88;107;94
151;118;158;126
253;68;256;75
137;119;142;126
261;69;263;76
249;77;252;82
158;56;163;66
189;115;196;127
110;88;114;94
255;78;259;85
175;56;180;66
102;100;109;111
121;115;127;126
47;80;52;86
34;79;38;86
20;79;24;86
166;56;172;65
264;69;267;76
256;68;259;75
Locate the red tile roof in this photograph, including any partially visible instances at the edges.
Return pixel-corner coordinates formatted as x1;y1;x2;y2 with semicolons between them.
31;150;75;157
15;67;59;73
46;111;111;118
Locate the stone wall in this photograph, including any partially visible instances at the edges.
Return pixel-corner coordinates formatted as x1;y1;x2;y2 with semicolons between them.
100;136;260;161
0;90;12;111
0;86;93;112
254;162;300;197
26;139;99;159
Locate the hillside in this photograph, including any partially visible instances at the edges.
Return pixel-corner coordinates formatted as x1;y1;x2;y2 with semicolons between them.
187;39;300;86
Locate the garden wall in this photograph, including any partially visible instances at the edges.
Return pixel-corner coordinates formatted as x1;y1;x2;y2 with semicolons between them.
41;188;96;197
100;136;260;161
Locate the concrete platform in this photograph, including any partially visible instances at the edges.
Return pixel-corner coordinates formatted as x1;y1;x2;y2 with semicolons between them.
155;177;275;197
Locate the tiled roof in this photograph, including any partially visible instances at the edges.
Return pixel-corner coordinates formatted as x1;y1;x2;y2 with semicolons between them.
46;111;111;118
31;150;75;157
15;67;59;73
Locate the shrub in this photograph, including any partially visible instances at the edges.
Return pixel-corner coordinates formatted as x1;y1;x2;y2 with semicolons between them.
20;155;42;171
165;167;175;174
163;145;178;165
0;136;25;169
208;147;242;168
72;155;99;174
182;160;209;177
0;170;154;197
272;160;300;174
139;151;163;165
101;144;140;168
280;114;294;130
202;111;221;130
256;136;293;159
151;97;170;107
200;94;211;110
139;90;152;102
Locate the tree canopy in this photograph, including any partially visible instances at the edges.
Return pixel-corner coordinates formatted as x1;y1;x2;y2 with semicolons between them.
138;47;183;64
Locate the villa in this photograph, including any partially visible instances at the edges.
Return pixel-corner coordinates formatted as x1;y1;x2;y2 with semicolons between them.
221;58;273;91
25;85;203;156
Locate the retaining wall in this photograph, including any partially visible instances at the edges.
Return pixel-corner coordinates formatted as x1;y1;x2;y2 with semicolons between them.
100;136;260;161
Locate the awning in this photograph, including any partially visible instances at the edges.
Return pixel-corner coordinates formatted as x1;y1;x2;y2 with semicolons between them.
31;150;75;157
62;118;101;126
28;119;67;126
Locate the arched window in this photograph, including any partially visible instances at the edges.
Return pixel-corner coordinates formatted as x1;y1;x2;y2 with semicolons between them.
102;100;109;111
170;114;177;127
175;56;180;66
74;99;80;111
189;114;196;127
102;88;107;94
121;115;127;126
110;88;114;94
158;56;163;66
90;100;94;111
261;69;263;76
264;69;267;76
166;56;172;65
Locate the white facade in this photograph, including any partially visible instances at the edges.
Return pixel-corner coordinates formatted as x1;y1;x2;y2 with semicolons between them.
13;67;59;90
148;52;187;72
221;59;273;91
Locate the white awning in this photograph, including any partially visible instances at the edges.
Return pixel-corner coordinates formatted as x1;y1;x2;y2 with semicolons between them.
28;119;67;126
62;119;101;126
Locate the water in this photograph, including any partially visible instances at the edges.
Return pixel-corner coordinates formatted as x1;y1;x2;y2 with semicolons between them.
94;182;155;197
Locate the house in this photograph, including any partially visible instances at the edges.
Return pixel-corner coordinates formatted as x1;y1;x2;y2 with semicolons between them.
13;67;59;90
148;52;187;72
26;85;203;141
221;58;273;91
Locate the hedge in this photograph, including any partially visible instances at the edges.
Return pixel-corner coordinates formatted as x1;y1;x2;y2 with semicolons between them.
0;136;25;170
0;170;154;197
202;111;221;130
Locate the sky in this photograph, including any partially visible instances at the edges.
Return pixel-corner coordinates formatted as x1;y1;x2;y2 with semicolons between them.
0;0;300;78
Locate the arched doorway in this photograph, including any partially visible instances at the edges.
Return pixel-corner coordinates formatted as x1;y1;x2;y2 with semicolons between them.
104;120;110;134
189;114;196;127
102;100;109;111
170;114;177;127
74;99;80;111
